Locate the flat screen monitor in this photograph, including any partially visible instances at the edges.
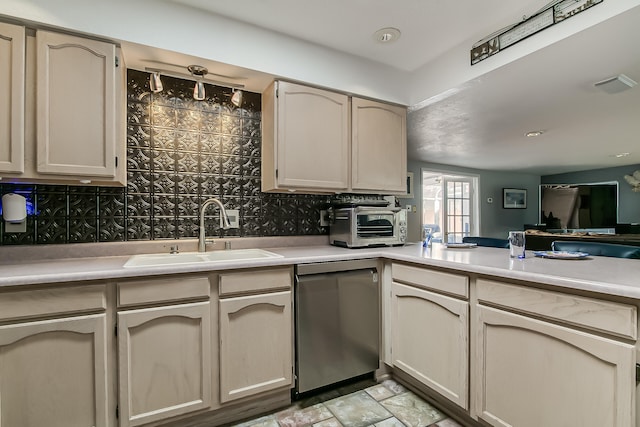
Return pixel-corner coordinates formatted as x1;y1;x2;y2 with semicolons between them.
539;182;618;230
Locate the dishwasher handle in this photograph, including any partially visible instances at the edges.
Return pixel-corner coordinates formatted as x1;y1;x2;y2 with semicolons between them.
296;259;378;276
295;268;378;286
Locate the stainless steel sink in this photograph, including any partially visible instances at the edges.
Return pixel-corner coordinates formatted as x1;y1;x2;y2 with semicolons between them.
123;248;283;268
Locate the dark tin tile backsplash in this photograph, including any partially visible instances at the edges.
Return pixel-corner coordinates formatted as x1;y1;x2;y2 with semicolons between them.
0;70;384;246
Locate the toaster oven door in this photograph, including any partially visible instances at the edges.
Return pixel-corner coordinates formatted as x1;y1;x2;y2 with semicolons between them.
355;210;396;239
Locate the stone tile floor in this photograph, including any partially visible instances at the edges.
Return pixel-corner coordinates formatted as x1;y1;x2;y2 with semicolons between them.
230;379;463;427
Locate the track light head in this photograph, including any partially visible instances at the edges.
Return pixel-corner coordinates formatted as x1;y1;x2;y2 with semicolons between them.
231;89;243;107
149;72;163;93
188;65;208;101
193;81;206;101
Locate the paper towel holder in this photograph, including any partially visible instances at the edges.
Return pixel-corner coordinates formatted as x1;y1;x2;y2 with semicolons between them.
2;193;27;233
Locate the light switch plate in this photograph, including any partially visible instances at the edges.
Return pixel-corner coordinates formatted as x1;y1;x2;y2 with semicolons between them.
320;210;329;227
226;210;240;229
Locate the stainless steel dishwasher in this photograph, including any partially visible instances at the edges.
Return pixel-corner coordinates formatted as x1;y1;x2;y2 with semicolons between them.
294;259;380;395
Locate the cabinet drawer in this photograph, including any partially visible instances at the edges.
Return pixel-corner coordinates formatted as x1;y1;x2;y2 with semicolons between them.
392;263;468;298
118;276;210;307
477;279;637;340
219;268;292;296
0;284;106;322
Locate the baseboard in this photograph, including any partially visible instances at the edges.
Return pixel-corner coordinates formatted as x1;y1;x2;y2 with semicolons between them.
147;388;291;427
391;367;481;427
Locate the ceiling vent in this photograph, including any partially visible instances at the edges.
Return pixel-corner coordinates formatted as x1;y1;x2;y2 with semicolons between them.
594;74;637;94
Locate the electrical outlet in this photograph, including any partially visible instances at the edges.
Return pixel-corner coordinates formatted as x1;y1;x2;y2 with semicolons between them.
320;210;329;227
226;209;240;228
5;221;26;233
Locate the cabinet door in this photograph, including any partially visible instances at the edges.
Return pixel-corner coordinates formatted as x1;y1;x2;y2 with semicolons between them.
475;305;635;427
36;30;117;177
351;98;406;193
0;22;25;173
118;302;212;427
391;282;469;409
264;81;349;191
220;291;292;402
0;314;110;427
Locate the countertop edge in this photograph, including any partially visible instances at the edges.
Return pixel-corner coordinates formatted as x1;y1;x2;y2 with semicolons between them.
1;244;639;300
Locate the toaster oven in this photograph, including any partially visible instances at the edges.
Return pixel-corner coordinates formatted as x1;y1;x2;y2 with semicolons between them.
328;204;407;248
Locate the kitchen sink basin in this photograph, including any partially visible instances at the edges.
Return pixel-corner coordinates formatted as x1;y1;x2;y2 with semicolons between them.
123;248;283;268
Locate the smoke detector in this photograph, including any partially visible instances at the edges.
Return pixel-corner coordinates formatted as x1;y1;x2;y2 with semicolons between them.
594;74;637;94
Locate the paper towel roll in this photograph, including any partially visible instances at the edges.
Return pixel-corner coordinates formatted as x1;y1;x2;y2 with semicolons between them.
2;193;27;222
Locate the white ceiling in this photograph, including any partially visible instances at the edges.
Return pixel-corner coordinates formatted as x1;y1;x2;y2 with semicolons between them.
129;0;640;176
408;5;640;175
167;0;552;72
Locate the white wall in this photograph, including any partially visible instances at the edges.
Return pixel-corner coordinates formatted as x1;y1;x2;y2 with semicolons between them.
406;160;540;241
0;0;409;104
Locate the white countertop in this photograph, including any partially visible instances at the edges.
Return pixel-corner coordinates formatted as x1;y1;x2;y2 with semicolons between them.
1;242;639;299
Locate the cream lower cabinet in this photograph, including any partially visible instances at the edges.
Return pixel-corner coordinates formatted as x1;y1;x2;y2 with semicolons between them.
390;263;469;409
117;276;212;427
475;279;636;427
0;284;110;427
219;268;293;403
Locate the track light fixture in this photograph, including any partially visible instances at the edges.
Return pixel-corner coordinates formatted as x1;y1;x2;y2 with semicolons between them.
144;66;245;103
231;89;243;107
149;72;163;93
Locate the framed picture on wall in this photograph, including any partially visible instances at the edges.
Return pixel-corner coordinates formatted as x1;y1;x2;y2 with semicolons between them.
503;188;527;209
397;172;414;198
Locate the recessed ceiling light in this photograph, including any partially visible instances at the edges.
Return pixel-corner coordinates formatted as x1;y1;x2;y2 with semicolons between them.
525;130;544;137
373;27;401;43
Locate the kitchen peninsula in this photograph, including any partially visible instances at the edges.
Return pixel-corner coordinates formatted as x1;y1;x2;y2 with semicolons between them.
1;240;638;427
1;241;638;296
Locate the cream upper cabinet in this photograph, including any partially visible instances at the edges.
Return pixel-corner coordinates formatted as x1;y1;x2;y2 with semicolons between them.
474;279;636;427
351;97;407;193
390;264;469;409
262;80;350;192
36;30;118;178
219;268;293;403
0;284;111;427
1;28;125;185
262;80;407;194
117;276;213;427
0;22;25;174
